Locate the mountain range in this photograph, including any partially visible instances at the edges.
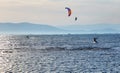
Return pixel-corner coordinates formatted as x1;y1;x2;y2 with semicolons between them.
0;22;65;34
0;22;120;34
60;24;120;34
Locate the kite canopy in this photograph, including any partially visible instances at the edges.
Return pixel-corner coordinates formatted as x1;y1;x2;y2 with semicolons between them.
65;7;72;16
75;17;77;21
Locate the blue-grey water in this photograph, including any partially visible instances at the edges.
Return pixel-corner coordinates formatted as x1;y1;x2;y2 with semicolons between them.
0;34;120;73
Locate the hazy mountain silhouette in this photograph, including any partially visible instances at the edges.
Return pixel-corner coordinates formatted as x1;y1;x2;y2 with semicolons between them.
0;22;120;34
0;22;65;34
60;24;120;34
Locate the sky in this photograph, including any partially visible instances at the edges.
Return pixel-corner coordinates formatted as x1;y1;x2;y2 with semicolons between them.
0;0;120;26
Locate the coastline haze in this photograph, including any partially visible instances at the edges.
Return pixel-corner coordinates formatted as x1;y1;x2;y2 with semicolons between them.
0;22;120;34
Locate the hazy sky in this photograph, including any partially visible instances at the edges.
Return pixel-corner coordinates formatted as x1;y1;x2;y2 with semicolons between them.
0;0;120;26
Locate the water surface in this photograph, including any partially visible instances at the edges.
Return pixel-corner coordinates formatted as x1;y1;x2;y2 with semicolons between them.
0;34;120;73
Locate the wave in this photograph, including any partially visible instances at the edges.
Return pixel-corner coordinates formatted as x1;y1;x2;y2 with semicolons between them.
14;46;111;51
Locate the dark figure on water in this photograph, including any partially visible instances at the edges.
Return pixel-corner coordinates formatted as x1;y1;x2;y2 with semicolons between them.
93;37;98;43
26;36;29;39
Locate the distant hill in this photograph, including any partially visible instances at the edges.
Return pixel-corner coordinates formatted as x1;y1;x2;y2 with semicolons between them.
60;24;120;34
0;22;65;34
0;22;120;34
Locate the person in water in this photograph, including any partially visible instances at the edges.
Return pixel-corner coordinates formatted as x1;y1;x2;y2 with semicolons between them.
26;36;29;39
93;37;98;43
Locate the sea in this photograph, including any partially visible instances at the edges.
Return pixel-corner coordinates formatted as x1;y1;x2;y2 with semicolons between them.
0;34;120;73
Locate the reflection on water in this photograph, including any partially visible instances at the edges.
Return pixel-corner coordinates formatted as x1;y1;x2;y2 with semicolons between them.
0;34;120;73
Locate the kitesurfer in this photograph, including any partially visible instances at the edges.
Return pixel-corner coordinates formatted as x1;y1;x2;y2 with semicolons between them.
93;37;98;43
26;36;29;39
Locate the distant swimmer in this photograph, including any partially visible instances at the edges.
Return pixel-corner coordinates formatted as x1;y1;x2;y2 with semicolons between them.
26;36;29;39
93;37;98;43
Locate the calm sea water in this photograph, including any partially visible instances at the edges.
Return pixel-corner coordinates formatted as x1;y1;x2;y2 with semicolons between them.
0;34;120;73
